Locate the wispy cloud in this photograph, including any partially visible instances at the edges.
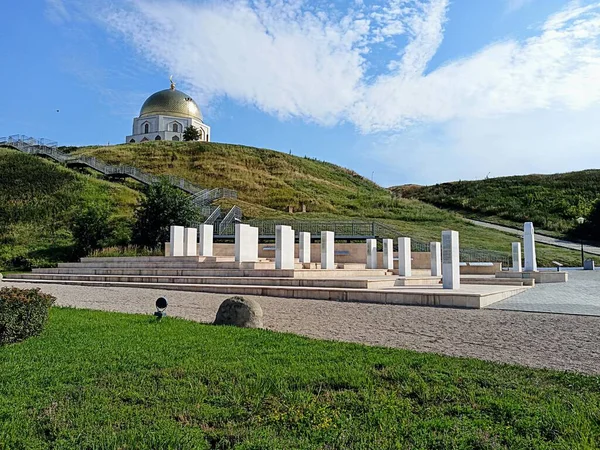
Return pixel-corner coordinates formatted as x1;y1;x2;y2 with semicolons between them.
46;0;71;24
506;0;533;13
49;0;600;182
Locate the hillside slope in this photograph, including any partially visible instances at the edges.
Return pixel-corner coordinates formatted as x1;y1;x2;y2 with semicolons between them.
392;170;600;237
0;148;139;271
71;142;596;266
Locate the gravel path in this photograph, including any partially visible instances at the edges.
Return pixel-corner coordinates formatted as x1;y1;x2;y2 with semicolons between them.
4;281;600;375
465;218;600;255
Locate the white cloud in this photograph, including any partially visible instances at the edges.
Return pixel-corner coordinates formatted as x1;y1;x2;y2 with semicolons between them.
50;0;600;183
506;0;533;13
46;0;71;24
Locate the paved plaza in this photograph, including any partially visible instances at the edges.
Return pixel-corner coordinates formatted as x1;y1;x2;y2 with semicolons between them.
490;269;600;316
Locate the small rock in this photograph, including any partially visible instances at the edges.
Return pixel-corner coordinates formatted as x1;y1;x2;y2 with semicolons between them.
214;296;263;328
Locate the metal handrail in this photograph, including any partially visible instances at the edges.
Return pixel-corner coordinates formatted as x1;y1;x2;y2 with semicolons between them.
204;206;222;225
218;206;242;234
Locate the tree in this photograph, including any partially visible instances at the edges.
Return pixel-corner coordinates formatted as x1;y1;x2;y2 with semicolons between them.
70;203;112;256
183;125;200;141
132;179;201;248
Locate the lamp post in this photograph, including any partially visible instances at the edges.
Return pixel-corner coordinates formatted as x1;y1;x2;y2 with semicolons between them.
577;217;586;267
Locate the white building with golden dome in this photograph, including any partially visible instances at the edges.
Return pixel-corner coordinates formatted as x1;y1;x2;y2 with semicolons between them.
126;80;210;143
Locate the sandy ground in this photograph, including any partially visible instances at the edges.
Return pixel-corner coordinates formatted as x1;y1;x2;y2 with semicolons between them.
4;281;600;375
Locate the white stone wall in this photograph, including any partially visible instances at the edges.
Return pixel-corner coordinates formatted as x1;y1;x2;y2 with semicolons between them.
126;114;211;143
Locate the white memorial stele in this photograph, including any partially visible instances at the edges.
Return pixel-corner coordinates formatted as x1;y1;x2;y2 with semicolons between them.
235;223;259;263
321;231;335;270
169;225;185;257
184;227;198;257
512;242;522;272
442;230;460;290
299;232;311;264
198;224;214;257
398;237;412;277
382;239;394;270
276;225;295;270
523;222;538;272
366;239;377;269
430;241;442;277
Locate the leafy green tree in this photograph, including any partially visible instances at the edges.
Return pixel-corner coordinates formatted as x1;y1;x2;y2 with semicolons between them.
132;179;200;248
183;125;200;141
70;203;112;256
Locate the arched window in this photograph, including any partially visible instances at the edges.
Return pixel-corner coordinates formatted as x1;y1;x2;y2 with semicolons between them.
155;135;161;141
129;139;136;143
144;123;149;134
173;123;179;132
141;137;149;142
172;136;180;141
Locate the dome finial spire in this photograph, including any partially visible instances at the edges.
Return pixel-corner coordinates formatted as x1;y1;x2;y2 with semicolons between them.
169;75;176;90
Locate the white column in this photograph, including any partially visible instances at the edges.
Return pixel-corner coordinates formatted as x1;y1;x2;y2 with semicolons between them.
276;225;295;270
430;241;442;277
523;222;538;272
398;237;412;277
382;239;394;270
198;224;214;257
321;231;335;270
366;239;377;269
235;223;259;262
512;242;522;272
442;230;460;290
184;227;198;257
299;232;311;264
169;225;185;257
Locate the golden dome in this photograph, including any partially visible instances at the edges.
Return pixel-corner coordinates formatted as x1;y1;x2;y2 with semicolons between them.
139;88;203;121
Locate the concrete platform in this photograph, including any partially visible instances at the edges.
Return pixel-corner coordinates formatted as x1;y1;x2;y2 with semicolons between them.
496;271;568;283
1;276;529;309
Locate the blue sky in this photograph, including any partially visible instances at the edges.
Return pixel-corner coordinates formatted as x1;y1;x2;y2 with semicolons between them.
1;0;599;186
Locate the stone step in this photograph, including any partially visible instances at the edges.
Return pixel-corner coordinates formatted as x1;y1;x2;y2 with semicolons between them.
1;277;531;309
31;267;393;279
7;273;397;289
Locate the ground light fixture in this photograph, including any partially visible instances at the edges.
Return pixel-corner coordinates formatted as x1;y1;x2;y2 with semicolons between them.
577;217;586;267
154;296;168;320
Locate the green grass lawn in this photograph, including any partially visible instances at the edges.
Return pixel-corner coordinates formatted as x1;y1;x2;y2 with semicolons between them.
1;308;599;449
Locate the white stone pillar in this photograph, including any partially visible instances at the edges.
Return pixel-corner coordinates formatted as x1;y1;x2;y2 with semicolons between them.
442;230;460;290
184;227;198;257
430;241;442;277
523;222;538;272
382;239;394;270
276;225;295;270
299;232;311;264
235;223;259;263
512;242;522;272
398;237;412;277
169;225;185;257
366;239;377;269
321;231;335;270
198;224;214;257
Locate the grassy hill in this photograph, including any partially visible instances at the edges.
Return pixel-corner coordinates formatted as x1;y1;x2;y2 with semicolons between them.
392;170;600;238
69;141;594;266
0;148;139;271
0;141;595;269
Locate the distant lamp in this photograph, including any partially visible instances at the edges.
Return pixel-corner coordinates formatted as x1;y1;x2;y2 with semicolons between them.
154;296;168;320
576;217;586;267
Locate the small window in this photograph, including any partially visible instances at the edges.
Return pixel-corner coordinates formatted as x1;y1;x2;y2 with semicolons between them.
155;135;161;141
173;123;179;132
141;137;149;142
172;136;180;141
129;139;135;143
144;123;149;134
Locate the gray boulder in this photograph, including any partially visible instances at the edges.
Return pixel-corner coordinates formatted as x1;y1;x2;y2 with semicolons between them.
214;296;263;328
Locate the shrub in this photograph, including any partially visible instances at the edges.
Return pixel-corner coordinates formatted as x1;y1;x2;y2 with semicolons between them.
0;287;56;345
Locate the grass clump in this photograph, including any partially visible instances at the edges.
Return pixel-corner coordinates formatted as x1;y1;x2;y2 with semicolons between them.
89;245;164;258
0;287;55;345
0;307;599;448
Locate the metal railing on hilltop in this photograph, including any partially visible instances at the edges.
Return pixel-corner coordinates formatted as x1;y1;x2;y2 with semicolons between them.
0;135;230;198
216;219;510;264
